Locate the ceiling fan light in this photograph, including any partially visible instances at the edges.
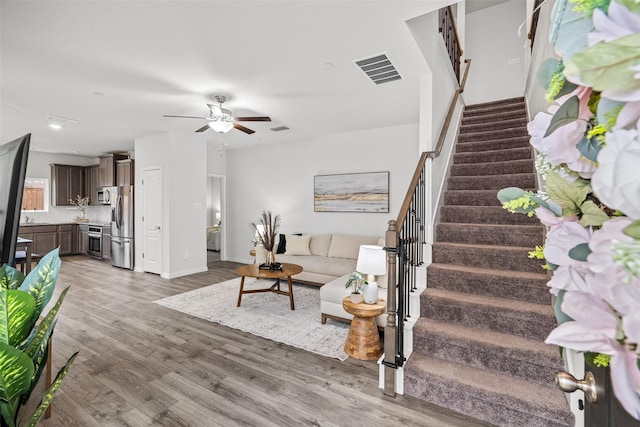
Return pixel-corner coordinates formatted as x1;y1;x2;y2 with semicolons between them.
209;121;234;133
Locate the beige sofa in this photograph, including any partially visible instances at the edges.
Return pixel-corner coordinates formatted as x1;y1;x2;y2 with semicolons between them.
256;233;387;326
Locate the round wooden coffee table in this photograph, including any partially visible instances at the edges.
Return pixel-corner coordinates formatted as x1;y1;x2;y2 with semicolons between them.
342;297;386;360
236;263;303;310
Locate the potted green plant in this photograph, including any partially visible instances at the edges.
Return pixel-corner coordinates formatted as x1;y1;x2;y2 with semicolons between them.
345;272;366;304
0;248;77;427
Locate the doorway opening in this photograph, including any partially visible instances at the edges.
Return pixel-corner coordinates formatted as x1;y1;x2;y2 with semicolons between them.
206;174;225;267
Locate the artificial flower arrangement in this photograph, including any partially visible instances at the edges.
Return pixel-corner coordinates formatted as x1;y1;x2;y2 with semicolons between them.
69;195;90;211
498;0;640;419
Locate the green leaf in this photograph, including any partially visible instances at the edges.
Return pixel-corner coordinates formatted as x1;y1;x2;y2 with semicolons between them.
0;290;36;347
579;200;610;227
544;171;589;216
554;289;573;324
497;187;528;203
623;219;640;239
22;287;68;359
0;342;35;426
0;265;25;291
568;243;592;262
576;135;602;162
565;33;640;92
550;0;594;60
19;248;61;321
537;58;561;89
25;351;78;427
544;95;580;137
530;194;564;216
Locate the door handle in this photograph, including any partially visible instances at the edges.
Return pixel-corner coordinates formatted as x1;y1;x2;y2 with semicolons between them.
555;371;598;403
155;226;161;230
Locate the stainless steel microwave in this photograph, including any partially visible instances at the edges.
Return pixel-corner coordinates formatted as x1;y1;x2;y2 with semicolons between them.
96;187;113;205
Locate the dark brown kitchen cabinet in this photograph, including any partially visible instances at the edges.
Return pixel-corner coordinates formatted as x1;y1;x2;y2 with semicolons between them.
18;225;58;256
116;159;134;187
98;154;126;188
50;164;85;206
58;224;78;255
85;164;100;205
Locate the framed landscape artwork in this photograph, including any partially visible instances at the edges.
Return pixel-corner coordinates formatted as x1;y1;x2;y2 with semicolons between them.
314;171;389;213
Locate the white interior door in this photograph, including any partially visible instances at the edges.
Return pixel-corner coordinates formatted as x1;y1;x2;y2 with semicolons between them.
142;168;162;275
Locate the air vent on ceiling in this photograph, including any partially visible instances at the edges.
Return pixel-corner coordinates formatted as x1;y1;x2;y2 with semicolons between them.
355;53;402;85
270;126;290;132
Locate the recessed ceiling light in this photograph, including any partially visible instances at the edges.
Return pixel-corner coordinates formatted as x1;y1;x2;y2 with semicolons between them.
324;62;334;69
48;124;62;129
93;91;104;96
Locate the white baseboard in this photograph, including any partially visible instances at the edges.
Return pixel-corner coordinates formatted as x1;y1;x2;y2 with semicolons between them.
161;266;208;279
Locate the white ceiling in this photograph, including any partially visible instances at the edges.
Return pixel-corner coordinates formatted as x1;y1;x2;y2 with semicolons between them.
0;0;461;158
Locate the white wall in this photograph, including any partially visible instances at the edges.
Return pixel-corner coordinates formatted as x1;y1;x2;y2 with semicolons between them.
463;0;527;105
224;123;419;264
134;131;208;278
525;0;556;119
21;151;111;224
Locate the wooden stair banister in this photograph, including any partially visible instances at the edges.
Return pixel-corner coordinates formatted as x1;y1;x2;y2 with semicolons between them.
383;57;471;397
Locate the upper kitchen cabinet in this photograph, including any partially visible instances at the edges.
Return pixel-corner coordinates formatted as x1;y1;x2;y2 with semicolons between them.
85;164;100;205
98;154;127;188
116;159;135;187
50;164;85;206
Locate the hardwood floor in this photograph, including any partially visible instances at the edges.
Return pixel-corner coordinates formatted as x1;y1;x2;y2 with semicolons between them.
38;256;490;427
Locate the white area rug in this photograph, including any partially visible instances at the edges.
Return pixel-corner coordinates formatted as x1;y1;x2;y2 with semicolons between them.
154;277;349;360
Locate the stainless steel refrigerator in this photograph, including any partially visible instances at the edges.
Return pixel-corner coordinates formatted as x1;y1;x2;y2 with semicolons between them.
109;186;134;269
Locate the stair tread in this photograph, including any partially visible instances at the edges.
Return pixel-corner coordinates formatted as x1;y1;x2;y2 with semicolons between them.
425;287;553;316
449;172;535;179
405;354;570;414
428;262;548;280
437;222;541;230
433;241;536;251
415;318;558;358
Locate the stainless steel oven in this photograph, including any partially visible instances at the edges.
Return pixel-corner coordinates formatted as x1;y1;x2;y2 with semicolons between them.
87;226;103;259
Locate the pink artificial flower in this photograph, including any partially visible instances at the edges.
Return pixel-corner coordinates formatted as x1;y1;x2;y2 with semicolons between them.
592;129;640;219
588;0;640;46
547;265;593;295
529;90;596;178
546;291;640;419
535;206;577;227
544;221;593;268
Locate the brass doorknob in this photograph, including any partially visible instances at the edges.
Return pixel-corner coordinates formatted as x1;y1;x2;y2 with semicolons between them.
555;371;598;403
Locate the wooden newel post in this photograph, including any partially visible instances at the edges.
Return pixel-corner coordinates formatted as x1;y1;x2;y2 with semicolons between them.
383;219;398;397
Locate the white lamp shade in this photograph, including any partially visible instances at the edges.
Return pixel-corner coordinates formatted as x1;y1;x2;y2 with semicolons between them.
356;245;386;276
209;121;234;133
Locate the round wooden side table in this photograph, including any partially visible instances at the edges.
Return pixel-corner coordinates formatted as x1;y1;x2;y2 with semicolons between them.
342;297;386;361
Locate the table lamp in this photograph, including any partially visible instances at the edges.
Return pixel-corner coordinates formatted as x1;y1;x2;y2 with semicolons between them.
356;245;386;304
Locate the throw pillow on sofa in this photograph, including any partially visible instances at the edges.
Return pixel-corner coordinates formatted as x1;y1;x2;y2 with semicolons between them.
285;234;312;256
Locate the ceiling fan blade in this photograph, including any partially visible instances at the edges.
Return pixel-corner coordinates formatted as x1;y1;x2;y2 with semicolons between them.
233;123;255;134
235;116;272;122
163;114;209;120
195;124;210;133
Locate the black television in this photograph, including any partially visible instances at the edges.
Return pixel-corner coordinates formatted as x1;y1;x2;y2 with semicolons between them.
0;134;30;267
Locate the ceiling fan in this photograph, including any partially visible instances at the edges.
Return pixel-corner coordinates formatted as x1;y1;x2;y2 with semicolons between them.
163;95;271;134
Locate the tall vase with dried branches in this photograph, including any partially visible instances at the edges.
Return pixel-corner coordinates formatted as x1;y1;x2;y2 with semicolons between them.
251;210;281;265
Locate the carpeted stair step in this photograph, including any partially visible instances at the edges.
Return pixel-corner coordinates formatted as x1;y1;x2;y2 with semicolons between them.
432;242;545;273
447;173;535;191
456;135;531;153
440;205;539;225
458;127;529;143
443;190;504;206
463;97;525;114
460;117;529;134
436;223;544;247
421;288;556;341
450;159;534;176
461;109;527;126
452;146;533;165
404;354;573;427
426;263;550;304
412;318;562;388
